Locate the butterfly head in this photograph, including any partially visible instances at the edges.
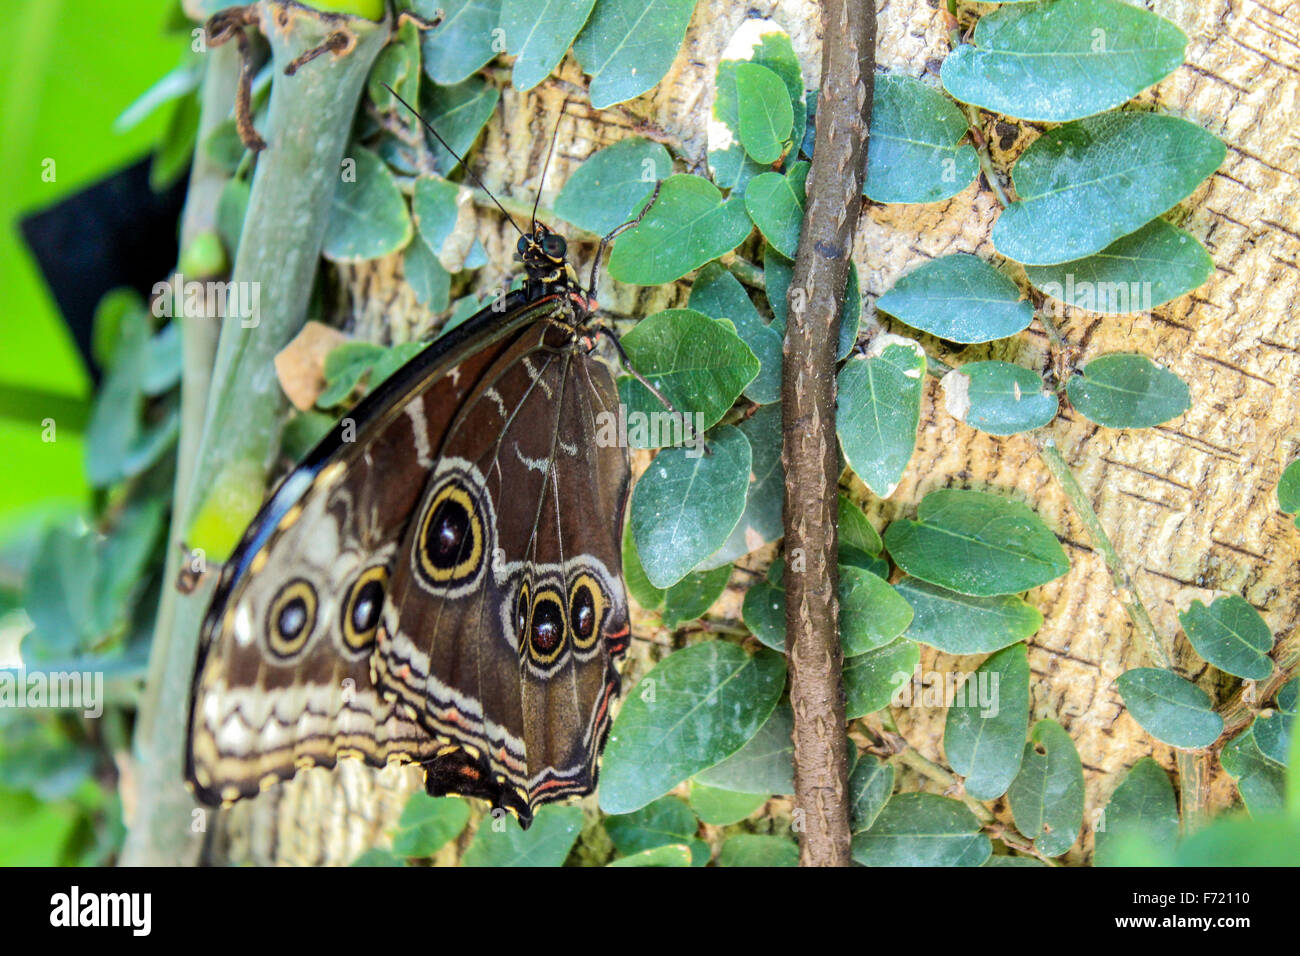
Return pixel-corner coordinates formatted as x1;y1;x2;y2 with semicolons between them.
516;223;572;289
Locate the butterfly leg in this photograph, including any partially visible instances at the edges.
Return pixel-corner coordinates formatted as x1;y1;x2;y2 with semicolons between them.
585;179;664;301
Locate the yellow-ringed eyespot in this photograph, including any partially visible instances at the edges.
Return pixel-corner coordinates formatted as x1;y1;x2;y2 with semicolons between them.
568;572;606;653
527;588;568;669
341;565;389;653
416;479;484;586
266;578;318;659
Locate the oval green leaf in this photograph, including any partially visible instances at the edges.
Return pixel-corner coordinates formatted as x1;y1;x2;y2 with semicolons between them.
941;361;1058;435
617;309;759;441
1024;218;1214;314
688;263;782;405
554;137;668;235
500;0;597;91
1066;353;1190;428
389;794;470;858
865;74;980;204
884;488;1070;597
1007;719;1084;857
849;755;895;834
719;834;798;867
1179;595;1274;681
940;0;1187;123
852;793;991;867
693;700;794;795
572;0;695;108
698;404;785;568
735;62;794;164
630;426;752;588
324;147;412;262
837;336;927;498
461;804;584;866
1278;458;1300;526
894;577;1043;655
599;642;787;814
993;112;1226;265
1115;667;1224;749
844;639;921;719
420;0;502;85
876;254;1033;344
418;75;501;175
662;564;732;629
608;175;753;284
688;781;768;826
744;162;808;259
605;795;708;866
944;644;1031;801
1094;757;1179;867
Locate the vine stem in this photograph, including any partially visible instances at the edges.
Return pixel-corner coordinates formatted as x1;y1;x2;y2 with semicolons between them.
781;0;875;867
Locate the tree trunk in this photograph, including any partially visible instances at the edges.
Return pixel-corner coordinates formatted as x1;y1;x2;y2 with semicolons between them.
210;0;1300;864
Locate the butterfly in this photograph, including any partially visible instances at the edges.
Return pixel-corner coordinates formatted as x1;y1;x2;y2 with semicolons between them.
186;89;661;828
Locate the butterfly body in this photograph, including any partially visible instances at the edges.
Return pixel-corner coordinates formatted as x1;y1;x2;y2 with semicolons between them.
187;235;630;828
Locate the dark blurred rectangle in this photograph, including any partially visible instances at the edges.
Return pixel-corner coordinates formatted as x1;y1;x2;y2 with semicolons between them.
18;156;187;386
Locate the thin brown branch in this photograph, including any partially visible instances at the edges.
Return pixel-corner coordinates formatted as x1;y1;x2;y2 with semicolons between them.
781;0;875;867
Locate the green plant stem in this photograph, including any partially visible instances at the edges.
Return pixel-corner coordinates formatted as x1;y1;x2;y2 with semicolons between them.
121;0;390;866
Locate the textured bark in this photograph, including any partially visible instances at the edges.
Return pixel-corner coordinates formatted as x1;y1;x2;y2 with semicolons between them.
213;0;1300;864
781;0;874;868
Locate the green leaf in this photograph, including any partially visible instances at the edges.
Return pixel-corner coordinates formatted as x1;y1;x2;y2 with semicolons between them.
865;74;980;204
500;0;597;91
944;644;1031;800
350;848;404;867
709;19;808;193
765;244;860;359
875;254;1032;344
324;147;413;262
993;112;1226;265
844;639;921;719
852;793;991;867
404;235;451;311
849;755;895;834
622;520;665;610
553;140;665;238
607;844;693;866
894;577;1043;655
745;162;808;258
1254;706;1293;767
718;834;798;867
688;782;768;826
1170;815;1300;867
1179;595;1274;681
941;362;1058;435
572;0;696;108
1007;720;1084;857
608;175;753;284
412;176;461;255
837;336;927;498
605;795;708;866
1115;667;1223;749
693;701;794;795
617;309;758;442
554;137;667;235
1066;353;1190;428
662;565;732;629
688;262;782;405
420;0;502;85
839;495;884;556
319;342;385;407
390;794;470;858
1278;459;1300;527
1221;724;1284;814
742;564;913;655
1024;219;1214;313
941;0;1187;123
698;404;784;569
369;19;420;111
418;75;500;175
735;62;794;164
884;488;1070;597
630;426;752;588
1094;758;1179;867
461;804;583;866
599;643;787;814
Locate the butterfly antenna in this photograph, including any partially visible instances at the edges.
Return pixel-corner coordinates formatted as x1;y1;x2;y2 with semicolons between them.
382;82;526;239
531;108;566;232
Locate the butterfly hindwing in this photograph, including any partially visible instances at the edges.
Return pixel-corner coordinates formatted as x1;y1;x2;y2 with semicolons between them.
374;319;630;822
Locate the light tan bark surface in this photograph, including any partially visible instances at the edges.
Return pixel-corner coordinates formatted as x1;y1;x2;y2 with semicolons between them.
215;0;1300;864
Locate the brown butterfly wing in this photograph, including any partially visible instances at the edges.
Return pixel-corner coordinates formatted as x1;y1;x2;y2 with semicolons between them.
374;321;630;824
186;303;541;805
